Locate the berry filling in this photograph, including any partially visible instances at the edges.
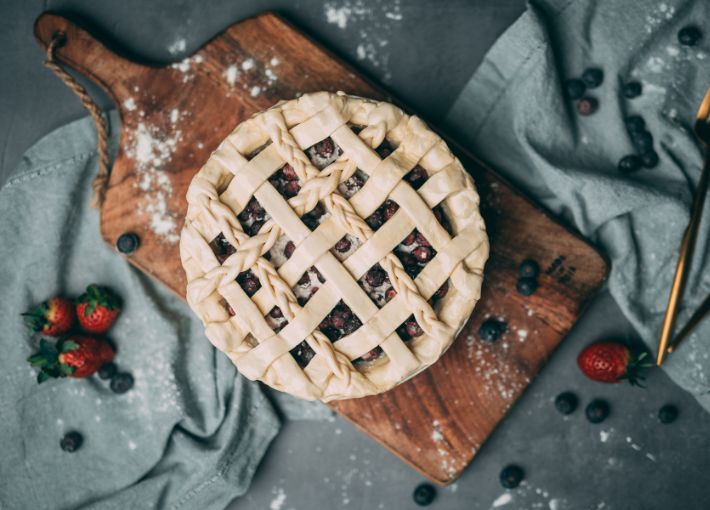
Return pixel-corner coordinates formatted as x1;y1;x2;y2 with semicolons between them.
306;137;342;170
338;169;369;199
292;267;325;306
396;315;425;341
301;202;329;231
403;165;428;190
366;199;399;231
353;346;385;365
267;235;296;269
290;340;316;368
433;204;452;234
375;140;394;158
394;229;437;279
265;306;287;332
330;233;361;262
237;197;270;236
236;269;261;297
246;142;270;160
358;263;396;308
219;298;236;317
209;233;236;264
318;300;362;342
429;280;450;304
269;163;301;199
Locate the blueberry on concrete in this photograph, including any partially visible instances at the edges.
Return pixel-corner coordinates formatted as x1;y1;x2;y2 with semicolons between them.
631;131;654;153
576;97;599;116
641;150;659;168
413;483;437;506
618;155;642;174
98;362;117;380
585;399;610;423
60;431;83;452
678;26;702;46
554;392;579;415
110;372;134;394
582;68;604;88
564;79;586;100
625;115;645;133
623;81;642;99
500;464;525;489
658;404;679;424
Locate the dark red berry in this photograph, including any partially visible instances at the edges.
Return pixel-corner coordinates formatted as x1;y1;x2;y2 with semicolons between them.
297;272;311;287
342;316;361;334
284;241;295;258
314;137;335;158
402;231;416;246
282;163;298;181
358;346;383;363
415;232;430;247
334;237;351;253
405;166;428;189
413;246;432;263
434;281;449;299
366;266;387;287
366;211;384;230
383;200;399;220
405;319;424;337
385;287;397;302
269;307;283;319
576;97;599;116
284;181;300;198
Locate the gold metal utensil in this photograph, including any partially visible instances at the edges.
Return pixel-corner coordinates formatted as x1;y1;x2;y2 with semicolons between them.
656;87;710;366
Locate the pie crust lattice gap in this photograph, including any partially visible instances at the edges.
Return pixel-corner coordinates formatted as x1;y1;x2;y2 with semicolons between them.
180;91;489;401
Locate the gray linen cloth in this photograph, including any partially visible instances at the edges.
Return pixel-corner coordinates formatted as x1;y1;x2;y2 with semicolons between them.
0;112;289;509
445;0;710;409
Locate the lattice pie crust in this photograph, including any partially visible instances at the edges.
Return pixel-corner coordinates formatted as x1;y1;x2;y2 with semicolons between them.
180;92;489;401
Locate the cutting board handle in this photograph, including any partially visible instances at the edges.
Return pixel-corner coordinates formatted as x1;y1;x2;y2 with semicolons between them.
34;13;149;106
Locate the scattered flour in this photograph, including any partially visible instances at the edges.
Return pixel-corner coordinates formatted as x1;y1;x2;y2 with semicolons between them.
128;440;137;451
127;122;182;243
170;53;204;83
270;57;280;67
269;488;286;510
492;493;513;507
431;419;444;442
599;429;612;443
241;58;255;71
250;86;262;97
323;0;403;81
123;98;137;111
167;38;187;55
224;65;239;87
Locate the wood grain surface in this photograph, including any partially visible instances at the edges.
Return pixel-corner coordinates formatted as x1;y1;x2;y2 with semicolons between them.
35;12;608;485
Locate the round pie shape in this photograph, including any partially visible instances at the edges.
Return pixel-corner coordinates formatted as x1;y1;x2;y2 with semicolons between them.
180;91;489;401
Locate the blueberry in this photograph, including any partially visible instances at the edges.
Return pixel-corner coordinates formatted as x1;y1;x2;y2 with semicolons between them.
625;115;646;133
98;362;117;380
110;372;134;394
631;130;654;153
479;319;507;342
581;68;604;88
678;26;702;46
116;232;139;255
576;97;599;116
519;259;540;278
641;150;659;168
585;399;610;423
60;431;83;452
618;155;642;174
517;277;538;296
564;79;586;100
554;392;579;415
658;404;679;424
499;464;524;489
413;483;437;506
622;81;642;99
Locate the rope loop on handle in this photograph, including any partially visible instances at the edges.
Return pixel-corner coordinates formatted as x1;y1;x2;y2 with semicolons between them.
45;31;111;208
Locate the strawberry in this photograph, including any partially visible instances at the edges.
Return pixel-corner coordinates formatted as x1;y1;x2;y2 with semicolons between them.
27;336;115;383
577;341;653;386
22;297;75;337
76;284;121;333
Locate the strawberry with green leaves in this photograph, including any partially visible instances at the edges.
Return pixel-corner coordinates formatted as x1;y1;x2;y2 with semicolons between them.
22;297;75;337
28;336;115;383
76;284;122;334
577;341;653;386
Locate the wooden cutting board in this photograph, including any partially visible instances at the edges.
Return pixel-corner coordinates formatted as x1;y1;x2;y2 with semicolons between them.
35;12;608;485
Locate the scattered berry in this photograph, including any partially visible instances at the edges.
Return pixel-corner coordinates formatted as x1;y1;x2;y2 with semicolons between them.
622;81;642;99
564;79;586;100
76;284;122;334
97;362;117;380
585;399;610;423
576;97;598;116
581;68;604;88
625;115;645;133
413;483;437;506
577;341;652;385
519;259;540;278
516;277;538;296
678;26;702;46
479;319;507;342
631;130;654;154
116;232;139;254
554;391;579;415
618;155;642;174
499;464;524;489
641;150;659;168
22;297;75;337
110;372;134;394
658;404;679;424
60;431;83;452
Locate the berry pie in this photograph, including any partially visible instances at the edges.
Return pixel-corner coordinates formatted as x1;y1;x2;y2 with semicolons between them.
180;92;488;401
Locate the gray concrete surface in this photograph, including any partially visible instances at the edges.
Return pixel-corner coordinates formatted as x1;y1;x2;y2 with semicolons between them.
2;1;709;509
